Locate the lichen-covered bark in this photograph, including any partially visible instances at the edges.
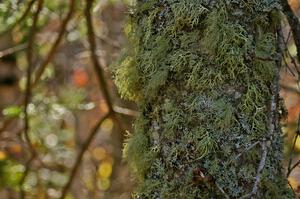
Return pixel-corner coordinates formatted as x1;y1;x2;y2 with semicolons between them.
113;0;294;198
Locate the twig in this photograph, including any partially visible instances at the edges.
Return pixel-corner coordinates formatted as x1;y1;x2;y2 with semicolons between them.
281;0;300;62
59;112;111;199
240;142;268;199
19;155;35;199
113;105;139;117
279;25;300;80
287;134;299;177
23;0;43;158
0;0;36;37
85;0;113;112
31;0;76;87
19;0;44;198
282;55;296;76
234;141;260;161
216;183;230;199
286;115;300;177
288;159;300;177
280;83;300;94
240;25;283;199
288;180;296;196
0;43;28;58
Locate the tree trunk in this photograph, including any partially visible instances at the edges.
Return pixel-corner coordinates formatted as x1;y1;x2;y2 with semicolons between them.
114;0;294;198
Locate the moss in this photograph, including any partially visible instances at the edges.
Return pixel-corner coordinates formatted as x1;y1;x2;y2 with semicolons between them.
203;5;250;78
123;116;156;179
169;0;208;32
114;57;140;101
113;0;293;198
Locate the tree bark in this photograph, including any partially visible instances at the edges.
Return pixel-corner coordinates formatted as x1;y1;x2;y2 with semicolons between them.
114;0;293;198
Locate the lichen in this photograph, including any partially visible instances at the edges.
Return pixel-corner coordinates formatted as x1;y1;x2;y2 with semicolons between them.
113;0;293;198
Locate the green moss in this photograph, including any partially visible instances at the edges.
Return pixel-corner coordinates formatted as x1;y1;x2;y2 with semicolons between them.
114;57;140;101
203;5;250;78
170;0;208;32
123;117;156;179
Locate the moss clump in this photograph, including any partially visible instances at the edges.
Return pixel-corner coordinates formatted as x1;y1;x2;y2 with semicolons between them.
203;5;250;79
113;0;293;198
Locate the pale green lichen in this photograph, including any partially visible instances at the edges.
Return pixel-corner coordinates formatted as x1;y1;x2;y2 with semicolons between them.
113;0;293;198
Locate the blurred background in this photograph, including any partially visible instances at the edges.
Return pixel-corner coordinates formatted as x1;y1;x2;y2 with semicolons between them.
1;0;300;198
0;0;135;198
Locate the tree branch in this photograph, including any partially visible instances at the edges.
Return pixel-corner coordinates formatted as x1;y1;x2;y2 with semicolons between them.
240;142;268;199
281;0;300;62
19;0;44;198
286;115;300;177
0;43;28;58
31;0;76;87
59;2;127;197
59;112;111;199
85;0;113;112
0;0;36;37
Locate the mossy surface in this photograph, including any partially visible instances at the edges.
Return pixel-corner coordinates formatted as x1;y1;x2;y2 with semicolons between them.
114;0;293;198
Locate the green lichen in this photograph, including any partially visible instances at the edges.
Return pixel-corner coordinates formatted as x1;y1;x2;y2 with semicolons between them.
113;0;293;198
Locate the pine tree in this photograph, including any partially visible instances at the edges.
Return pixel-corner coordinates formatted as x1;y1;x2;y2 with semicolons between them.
114;0;294;198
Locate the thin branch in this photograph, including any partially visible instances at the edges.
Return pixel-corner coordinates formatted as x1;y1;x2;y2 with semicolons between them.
59;2;125;197
234;141;260;161
113;105;139;117
286;115;300;177
19;155;35;199
281;0;300;62
19;0;44;197
23;0;43;158
240;142;268;199
59;112;111;199
0;43;28;58
0;0;36;37
287;133;299;177
281;32;300;77
31;0;76;87
282;55;296;76
288;159;300;177
85;0;113;112
288;180;296;196
216;183;230;199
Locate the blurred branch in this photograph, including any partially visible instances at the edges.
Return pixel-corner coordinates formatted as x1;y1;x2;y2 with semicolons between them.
280;28;300;77
96;34;121;49
85;0;113;112
287;115;300;177
281;84;300;94
0;0;76;136
59;112;111;199
113;105;139;117
19;0;44;198
0;43;28;58
85;0;126;143
283;55;297;76
233;141;260;162
59;1;127;197
281;0;300;62
0;0;36;37
32;0;76;87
